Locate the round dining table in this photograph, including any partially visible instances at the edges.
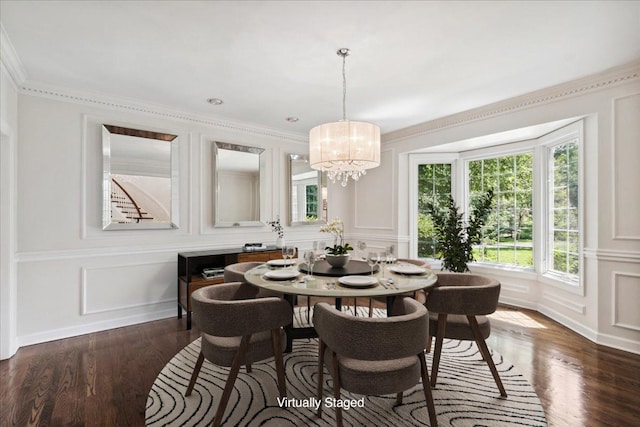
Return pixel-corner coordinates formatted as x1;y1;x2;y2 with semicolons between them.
244;259;437;352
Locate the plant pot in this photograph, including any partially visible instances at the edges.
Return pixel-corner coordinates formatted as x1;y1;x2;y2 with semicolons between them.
325;254;350;268
275;237;284;249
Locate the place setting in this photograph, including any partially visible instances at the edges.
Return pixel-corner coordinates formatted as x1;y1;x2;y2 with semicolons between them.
388;264;427;276
336;275;379;288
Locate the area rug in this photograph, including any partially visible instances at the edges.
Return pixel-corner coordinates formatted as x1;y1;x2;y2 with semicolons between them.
146;307;546;426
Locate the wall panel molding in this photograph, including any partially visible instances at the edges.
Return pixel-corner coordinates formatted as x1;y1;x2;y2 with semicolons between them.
593;249;640;263
81;261;174;315
611;92;640;240
16;243;221;262
612;272;640;332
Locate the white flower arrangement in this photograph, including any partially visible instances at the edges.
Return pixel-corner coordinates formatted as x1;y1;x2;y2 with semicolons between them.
319;218;353;255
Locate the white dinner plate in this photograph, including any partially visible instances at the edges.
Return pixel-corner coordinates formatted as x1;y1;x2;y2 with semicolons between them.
264;270;299;280
267;259;295;267
338;276;379;288
389;265;426;275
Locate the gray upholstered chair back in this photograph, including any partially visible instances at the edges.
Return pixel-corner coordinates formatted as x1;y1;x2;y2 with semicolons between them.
426;273;500;316
187;281;292;425
191;282;292;337
313;297;428;361
224;262;264;283
424;273;505;398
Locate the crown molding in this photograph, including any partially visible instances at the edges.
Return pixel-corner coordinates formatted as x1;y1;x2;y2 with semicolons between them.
18;81;308;144
0;24;26;86
383;60;640;143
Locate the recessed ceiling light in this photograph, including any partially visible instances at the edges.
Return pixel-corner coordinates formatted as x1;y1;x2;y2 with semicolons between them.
207;98;223;105
286;117;299;122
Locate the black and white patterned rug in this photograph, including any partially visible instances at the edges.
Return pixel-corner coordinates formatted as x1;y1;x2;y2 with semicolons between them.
146;307;546;426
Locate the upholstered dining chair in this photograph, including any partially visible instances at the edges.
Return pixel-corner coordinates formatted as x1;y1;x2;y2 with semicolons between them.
368;258;432;316
313;297;438;427
225;261;282;298
186;282;293;427
425;272;507;397
224;261;263;284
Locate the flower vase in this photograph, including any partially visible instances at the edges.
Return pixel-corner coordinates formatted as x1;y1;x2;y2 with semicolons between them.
275;236;284;249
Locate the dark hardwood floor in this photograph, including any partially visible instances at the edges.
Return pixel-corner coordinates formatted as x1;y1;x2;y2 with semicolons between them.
1;304;639;426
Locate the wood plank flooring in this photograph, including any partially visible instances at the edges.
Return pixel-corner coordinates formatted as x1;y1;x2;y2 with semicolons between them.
1;304;639;426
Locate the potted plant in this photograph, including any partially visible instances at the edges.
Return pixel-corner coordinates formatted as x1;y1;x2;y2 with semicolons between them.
425;190;493;273
319;218;353;268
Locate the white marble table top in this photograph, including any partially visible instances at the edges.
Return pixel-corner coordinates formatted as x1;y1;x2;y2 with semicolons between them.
244;260;437;298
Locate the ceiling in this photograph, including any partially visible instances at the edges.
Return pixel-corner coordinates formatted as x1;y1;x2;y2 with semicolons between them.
2;1;639;138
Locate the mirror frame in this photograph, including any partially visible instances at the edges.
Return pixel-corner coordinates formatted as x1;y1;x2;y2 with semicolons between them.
288;154;327;226
102;124;179;230
213;141;266;227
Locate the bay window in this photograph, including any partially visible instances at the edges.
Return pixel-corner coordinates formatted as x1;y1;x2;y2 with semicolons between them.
412;120;582;285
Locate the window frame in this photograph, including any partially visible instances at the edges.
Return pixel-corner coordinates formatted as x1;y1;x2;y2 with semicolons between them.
409;121;584;291
409;153;458;267
462;139;537;272
539;122;584;289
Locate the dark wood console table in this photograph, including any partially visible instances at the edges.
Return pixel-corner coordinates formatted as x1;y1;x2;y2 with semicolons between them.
177;246;284;329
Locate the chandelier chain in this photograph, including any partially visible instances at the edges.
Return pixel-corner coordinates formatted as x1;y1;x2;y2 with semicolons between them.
342;52;347;121
308;47;380;186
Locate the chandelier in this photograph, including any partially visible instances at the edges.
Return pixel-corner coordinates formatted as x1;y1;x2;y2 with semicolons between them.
309;48;381;186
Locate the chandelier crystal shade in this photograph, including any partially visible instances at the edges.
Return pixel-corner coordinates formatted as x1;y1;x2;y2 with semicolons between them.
309;48;381;186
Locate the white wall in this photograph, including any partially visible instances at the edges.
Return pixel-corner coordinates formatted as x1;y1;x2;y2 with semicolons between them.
3;89;333;357
1;62;19;359
350;63;640;354
2;58;639;358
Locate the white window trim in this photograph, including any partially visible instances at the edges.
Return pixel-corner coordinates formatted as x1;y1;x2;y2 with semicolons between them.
409;121;585;294
538;121;584;294
408;153;458;260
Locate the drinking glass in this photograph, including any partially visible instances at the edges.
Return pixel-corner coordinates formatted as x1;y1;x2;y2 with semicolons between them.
317;241;327;258
285;246;296;269
379;251;388;278
357;241;367;260
304;250;317;278
386;245;397;270
281;245;289;266
366;251;378;276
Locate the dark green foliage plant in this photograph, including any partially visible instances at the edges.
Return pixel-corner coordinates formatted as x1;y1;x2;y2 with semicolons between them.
425;189;494;272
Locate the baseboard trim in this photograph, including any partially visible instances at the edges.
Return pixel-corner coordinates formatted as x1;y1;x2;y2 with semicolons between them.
16;308;177;349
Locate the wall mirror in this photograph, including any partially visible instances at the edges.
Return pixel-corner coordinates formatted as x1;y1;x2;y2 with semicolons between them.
102;124;179;230
288;154;327;226
213;142;265;227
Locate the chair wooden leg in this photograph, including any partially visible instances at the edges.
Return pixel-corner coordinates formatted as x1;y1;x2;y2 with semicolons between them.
468;316;507;397
430;313;448;387
316;339;326;418
212;334;251;427
395;392;403;406
185;351;205;396
271;329;287;398
246;363;252;373
419;352;439;427
331;351;343;427
426;335;433;353
368;298;374;317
